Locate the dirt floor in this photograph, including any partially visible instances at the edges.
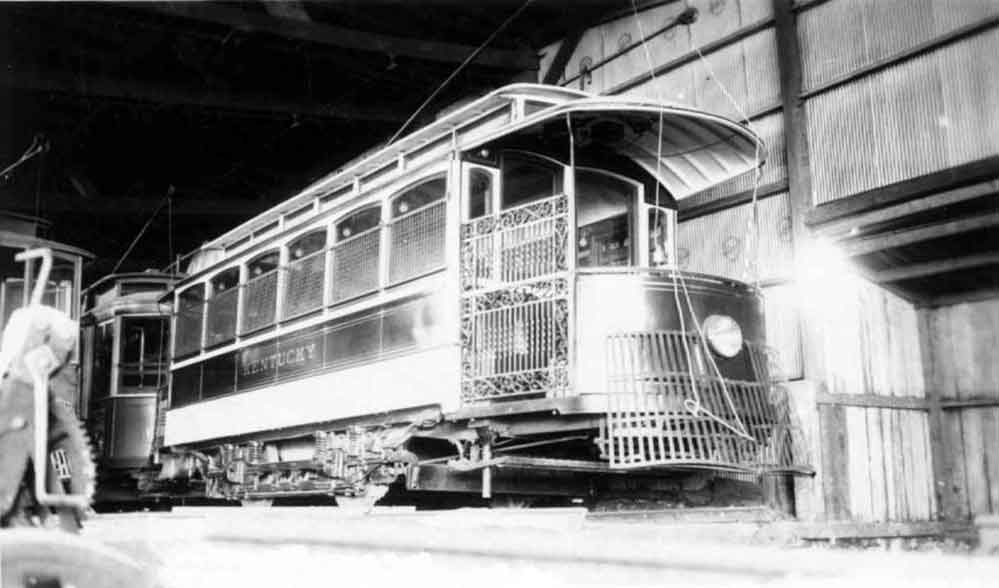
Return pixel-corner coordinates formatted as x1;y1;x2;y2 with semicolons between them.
56;506;996;587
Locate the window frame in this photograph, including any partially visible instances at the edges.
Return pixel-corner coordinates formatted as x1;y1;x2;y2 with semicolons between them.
386;173;448;286
573;166;652;268
173;281;207;359
239;249;280;335
499;150;566;211
281;229;329;321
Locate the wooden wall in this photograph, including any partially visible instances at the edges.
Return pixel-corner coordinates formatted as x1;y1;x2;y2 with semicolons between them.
799;276;935;522
923;298;999;520
540;0;998;524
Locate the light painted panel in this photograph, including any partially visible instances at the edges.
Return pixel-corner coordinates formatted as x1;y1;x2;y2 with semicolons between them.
165;345;461;445
807;29;999;203
565;0;775;94
677;191;793;283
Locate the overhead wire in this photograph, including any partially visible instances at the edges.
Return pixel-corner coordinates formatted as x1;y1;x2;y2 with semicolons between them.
387;0;535;145
111;186;175;275
629;0;759;441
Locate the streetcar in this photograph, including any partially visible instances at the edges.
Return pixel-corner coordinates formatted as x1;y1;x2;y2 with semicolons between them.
0;212;94;528
79;271;177;503
156;84;806;506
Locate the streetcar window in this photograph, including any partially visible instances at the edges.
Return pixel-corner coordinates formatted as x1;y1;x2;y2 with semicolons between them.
331;206;381;302
391;177;445;218
119;316;168;392
241;250;279;334
575;170;636;268
388;176;446;285
289;231;326;259
174;284;206;357
501;152;563;209
119;281;167;296
335;207;380;240
92;321;114;399
247;251;279;278
648;207;674;266
468;168;493;219
283;231;327;319
206;268;239;346
210;268;239;293
42;258;76;316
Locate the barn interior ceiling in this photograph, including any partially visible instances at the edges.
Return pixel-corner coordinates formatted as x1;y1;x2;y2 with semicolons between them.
0;0;620;279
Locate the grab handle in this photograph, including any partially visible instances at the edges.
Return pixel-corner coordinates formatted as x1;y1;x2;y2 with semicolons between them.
15;248;53;307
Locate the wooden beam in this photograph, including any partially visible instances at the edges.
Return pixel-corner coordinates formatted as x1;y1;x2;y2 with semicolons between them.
941;397;999;410
806;156;999;226
0;68;406;123
815;392;929;411
5;194;267;217
917;309;950;521
921;287;999;309
678;180;789;221
542;27;584;85
814;179;999;238
873;252;999;284
843;212;999;257
142;3;537;71
790;520;970;540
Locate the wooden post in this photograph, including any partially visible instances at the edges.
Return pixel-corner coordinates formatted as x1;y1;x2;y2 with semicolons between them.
773;0;851;522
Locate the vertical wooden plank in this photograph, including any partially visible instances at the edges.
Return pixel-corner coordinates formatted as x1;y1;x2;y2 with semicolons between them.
984;407;999;513
963;408;990;515
788;380;822;521
866;407;888;521
881;408;898;521
921;410;939;519
846;406;873;521
819;403;851;519
918;307;950;520
942;410;971;520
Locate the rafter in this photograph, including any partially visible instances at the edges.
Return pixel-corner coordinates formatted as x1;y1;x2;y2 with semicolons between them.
843;212;999;257
872;252;999;283
4;192;268;217
0;68;406;123
140;2;538;71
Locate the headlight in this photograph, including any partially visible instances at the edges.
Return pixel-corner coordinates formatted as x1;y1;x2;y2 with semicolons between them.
702;314;743;358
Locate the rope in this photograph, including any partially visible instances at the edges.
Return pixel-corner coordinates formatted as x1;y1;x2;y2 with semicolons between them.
690;20;764;288
111;186;174;274
629;0;756;441
387;0;534;145
168;194;175;275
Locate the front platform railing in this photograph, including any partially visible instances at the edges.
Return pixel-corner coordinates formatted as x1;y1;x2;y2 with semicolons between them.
601;331;809;474
459;194;570;403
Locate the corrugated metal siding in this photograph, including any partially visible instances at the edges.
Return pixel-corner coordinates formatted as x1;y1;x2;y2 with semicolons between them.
684;112;786;207
677;191;793;282
807;28;999;203
627;27;781;122
798;0;999;91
